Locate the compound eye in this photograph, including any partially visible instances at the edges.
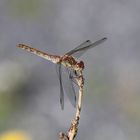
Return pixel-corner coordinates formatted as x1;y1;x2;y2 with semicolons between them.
77;61;84;69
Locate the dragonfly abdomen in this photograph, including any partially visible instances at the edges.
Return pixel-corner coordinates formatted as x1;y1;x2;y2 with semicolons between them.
17;44;61;64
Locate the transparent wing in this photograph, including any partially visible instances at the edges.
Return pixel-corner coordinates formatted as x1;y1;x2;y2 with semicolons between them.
56;64;77;109
56;64;64;110
66;40;92;58
62;68;76;107
66;37;107;58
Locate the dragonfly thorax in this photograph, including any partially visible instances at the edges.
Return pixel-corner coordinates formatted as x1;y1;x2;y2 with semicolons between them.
60;55;84;71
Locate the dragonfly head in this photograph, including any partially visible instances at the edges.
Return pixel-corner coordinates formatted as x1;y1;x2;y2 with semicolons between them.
77;61;84;70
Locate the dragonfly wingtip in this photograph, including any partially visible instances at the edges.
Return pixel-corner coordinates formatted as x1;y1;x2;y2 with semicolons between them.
103;37;107;40
86;40;91;43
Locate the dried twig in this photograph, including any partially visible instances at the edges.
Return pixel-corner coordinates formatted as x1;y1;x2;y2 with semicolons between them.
59;70;84;140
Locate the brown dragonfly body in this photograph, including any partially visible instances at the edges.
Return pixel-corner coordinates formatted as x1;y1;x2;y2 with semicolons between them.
17;37;107;109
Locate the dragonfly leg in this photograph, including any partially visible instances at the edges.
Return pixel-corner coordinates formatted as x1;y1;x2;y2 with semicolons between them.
69;70;82;86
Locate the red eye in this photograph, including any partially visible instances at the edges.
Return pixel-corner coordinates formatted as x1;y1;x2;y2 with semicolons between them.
77;61;84;69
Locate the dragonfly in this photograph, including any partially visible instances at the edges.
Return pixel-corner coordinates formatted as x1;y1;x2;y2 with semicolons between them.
17;37;107;109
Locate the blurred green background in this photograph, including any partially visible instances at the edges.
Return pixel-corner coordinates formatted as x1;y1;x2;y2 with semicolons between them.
0;0;140;140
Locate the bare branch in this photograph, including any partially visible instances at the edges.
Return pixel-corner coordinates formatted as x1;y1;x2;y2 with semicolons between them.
59;70;84;140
